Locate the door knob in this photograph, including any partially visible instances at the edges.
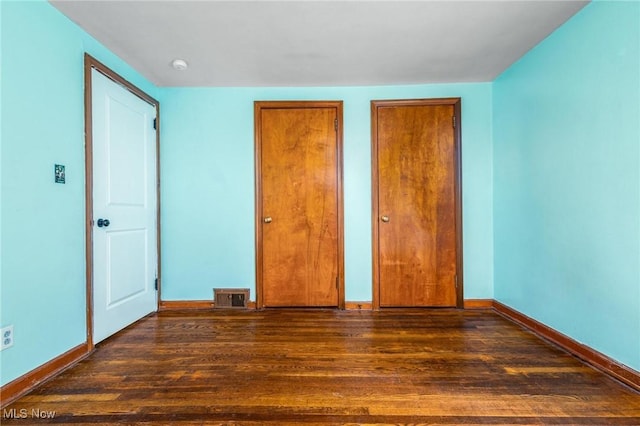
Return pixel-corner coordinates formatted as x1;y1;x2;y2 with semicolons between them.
97;218;110;228
380;215;390;223
263;216;272;223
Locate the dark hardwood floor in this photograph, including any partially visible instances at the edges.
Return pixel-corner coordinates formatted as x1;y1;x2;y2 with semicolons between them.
3;309;639;425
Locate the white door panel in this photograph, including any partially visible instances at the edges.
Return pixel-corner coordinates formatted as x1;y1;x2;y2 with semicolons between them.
105;96;147;206
92;68;157;344
106;229;147;305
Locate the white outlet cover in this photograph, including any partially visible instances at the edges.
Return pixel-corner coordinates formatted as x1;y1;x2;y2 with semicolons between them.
1;325;14;350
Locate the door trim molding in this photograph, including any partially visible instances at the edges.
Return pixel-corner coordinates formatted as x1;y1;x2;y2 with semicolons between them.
83;54;161;350
254;101;345;309
371;98;463;309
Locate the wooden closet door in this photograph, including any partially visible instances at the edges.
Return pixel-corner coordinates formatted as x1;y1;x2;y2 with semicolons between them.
372;99;462;308
255;102;343;308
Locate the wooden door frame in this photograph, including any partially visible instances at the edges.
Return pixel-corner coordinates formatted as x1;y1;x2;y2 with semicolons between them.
254;101;345;309
83;54;161;350
371;98;463;309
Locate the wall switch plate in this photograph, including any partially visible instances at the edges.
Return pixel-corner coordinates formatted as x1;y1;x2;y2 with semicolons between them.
1;325;14;350
55;164;65;184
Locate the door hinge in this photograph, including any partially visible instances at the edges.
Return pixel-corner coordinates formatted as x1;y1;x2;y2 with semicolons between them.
334;118;338;131
452;116;456;128
454;275;458;289
153;117;157;130
336;276;339;289
154;278;158;290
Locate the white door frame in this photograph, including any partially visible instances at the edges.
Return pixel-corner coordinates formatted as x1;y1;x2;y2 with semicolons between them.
83;54;161;349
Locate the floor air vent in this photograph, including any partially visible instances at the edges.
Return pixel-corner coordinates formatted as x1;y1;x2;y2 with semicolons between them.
213;288;250;309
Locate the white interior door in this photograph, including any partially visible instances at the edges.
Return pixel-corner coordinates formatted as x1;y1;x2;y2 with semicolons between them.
91;68;157;344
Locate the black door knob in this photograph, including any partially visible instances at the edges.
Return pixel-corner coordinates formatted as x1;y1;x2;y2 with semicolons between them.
97;218;110;228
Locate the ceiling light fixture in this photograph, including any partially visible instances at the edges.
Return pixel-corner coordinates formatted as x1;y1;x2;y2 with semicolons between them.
171;59;188;71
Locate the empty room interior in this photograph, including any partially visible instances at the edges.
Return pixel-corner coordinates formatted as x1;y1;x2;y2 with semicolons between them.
1;0;640;424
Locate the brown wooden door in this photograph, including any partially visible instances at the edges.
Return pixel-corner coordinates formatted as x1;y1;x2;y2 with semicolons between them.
255;101;344;308
372;99;462;308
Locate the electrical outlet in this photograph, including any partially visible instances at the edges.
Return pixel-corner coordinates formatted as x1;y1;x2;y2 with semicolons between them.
1;325;14;350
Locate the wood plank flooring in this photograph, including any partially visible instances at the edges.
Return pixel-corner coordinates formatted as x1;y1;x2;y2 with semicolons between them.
3;309;639;425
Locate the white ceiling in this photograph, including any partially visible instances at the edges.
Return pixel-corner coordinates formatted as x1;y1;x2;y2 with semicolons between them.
49;0;589;87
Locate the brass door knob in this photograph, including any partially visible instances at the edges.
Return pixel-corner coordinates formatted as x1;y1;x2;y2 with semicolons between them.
264;217;272;223
381;215;390;223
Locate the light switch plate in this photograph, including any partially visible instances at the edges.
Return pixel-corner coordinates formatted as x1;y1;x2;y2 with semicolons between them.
55;164;65;184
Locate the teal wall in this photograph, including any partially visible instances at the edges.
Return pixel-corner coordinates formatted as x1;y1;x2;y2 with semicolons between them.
493;1;640;371
0;0;158;386
159;84;494;302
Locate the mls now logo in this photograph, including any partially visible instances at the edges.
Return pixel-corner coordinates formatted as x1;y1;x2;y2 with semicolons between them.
3;408;56;419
